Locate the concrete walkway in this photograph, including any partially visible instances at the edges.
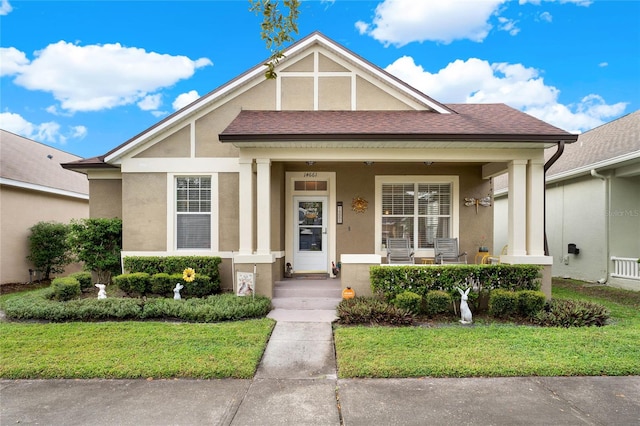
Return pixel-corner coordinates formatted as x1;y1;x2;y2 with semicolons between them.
2;280;639;425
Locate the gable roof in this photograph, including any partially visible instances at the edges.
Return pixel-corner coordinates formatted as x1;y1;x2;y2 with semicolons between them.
545;110;640;178
220;104;576;146
0;130;89;198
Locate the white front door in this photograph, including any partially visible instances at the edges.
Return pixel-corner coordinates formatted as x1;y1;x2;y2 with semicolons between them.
294;197;328;272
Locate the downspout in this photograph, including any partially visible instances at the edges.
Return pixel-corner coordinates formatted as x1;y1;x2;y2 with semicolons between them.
590;169;610;284
543;141;565;256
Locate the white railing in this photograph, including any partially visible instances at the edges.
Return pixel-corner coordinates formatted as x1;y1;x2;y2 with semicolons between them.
611;257;640;280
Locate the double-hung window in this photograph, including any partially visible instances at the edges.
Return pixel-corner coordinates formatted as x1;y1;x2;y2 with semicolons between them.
378;177;457;253
176;176;211;249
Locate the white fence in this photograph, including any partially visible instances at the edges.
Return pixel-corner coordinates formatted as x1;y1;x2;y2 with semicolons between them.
611;257;640;280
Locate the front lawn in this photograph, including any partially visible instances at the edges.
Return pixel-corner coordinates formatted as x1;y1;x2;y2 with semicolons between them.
334;279;640;378
0;319;274;379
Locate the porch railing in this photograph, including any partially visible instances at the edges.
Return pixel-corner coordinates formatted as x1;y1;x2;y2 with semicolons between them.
611;257;640;281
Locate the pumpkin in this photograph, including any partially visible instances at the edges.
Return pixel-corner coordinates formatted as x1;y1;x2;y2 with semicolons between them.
342;286;355;299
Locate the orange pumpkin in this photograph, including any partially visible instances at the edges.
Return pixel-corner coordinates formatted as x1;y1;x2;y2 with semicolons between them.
342;286;355;299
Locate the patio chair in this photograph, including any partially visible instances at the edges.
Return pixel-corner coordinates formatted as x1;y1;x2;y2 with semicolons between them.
434;238;467;264
386;238;415;264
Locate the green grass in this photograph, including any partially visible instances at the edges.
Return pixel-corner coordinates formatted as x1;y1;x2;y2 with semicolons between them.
0;319;274;379
334;279;640;378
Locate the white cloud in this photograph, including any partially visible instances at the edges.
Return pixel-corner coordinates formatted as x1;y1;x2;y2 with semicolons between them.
5;42;212;113
0;0;12;15
599;62;608;68
137;94;162;111
497;17;520;36
357;0;507;46
0;111;88;144
0;47;29;76
384;56;626;133
172;90;200;111
520;0;592;6
538;11;553;22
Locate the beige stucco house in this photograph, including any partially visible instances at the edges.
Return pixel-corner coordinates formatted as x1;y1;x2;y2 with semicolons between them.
495;110;639;290
0;130;89;284
63;32;577;297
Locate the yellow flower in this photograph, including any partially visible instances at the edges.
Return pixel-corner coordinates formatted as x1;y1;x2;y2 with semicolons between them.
183;268;196;282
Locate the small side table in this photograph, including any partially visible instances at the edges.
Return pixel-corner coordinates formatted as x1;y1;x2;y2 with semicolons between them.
475;252;491;264
421;258;435;265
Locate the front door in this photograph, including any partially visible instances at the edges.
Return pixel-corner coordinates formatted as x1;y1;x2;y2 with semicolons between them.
294;197;328;272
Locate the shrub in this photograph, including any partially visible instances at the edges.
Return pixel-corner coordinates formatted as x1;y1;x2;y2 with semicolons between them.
534;299;610;327
393;291;422;314
150;273;174;297
424;290;452;316
68;218;122;284
123;256;221;289
141;294;271;322
517;290;546;318
27;221;72;280
488;289;519;318
336;296;414;326
50;277;80;301
183;273;219;298
68;271;93;292
112;273;150;296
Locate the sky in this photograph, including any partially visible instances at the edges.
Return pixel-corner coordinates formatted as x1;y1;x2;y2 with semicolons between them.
1;0;639;159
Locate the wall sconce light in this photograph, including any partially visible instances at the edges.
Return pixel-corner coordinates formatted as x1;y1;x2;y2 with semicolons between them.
424;161;433;166
364;161;374;166
306;161;315;166
568;243;580;255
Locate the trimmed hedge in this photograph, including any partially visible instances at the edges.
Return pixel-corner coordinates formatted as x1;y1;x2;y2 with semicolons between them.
3;289;270;323
424;290;453;316
370;264;541;301
123;256;221;285
489;289;546;319
113;272;150;296
392;291;421;314
50;277;80;301
113;272;219;298
336;296;414;326
68;272;93;292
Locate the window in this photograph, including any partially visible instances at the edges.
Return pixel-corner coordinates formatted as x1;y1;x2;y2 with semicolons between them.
378;178;456;252
176;176;211;249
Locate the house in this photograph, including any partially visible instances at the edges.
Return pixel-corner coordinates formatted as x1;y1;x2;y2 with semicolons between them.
494;111;640;290
62;32;578;298
0;130;89;284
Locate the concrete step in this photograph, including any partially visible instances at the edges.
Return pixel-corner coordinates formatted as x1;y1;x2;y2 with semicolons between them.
271;297;342;310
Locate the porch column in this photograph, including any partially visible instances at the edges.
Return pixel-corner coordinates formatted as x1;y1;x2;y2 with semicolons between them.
238;158;254;255
507;160;527;256
256;158;271;255
527;159;546;256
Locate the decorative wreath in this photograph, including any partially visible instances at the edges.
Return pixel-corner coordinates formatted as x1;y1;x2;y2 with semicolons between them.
351;196;368;213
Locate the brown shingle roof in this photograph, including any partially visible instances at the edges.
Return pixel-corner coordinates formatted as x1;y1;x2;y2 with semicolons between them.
0;130;89;195
220;104;577;143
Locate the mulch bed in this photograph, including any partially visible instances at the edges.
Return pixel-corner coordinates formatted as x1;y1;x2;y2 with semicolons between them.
0;281;51;295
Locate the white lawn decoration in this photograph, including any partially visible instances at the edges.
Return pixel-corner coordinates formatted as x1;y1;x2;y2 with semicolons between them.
95;283;107;299
457;287;473;324
173;283;184;300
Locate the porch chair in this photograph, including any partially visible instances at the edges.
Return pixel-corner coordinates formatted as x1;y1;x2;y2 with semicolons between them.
434;238;468;264
386;238;415;264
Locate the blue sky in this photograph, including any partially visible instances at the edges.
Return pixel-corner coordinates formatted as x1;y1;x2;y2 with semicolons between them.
1;0;639;158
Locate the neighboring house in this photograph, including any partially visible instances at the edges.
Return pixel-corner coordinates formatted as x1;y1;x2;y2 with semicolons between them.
0;130;89;284
63;32;577;298
494;111;640;290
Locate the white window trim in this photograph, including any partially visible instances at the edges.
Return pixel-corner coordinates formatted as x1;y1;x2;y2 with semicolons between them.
375;175;459;258
167;173;219;252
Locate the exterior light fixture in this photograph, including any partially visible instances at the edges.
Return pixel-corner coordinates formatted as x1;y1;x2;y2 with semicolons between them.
364;161;374;166
306;161;315;166
424;161;433;166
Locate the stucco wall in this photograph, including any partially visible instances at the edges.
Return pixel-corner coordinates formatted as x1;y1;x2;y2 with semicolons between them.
0;186;88;284
609;175;640;258
218;172;239;252
134;125;190;158
121;173;167;251
89;179;122;219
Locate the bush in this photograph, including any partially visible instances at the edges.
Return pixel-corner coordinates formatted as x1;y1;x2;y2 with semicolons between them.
534;299;610;327
112;273;150;296
150;273;174;297
50;277;80;301
68;218;122;284
27;221;72;280
183;273;219;298
336;296;414;326
424;290;452;316
3;289;269;322
518;290;546;318
68;271;93;292
123;256;221;290
393;291;421;314
488;289;519;318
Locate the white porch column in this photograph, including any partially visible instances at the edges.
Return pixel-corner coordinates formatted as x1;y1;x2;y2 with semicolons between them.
256;158;271;255
238;158;254;255
527;158;546;256
507;160;527;256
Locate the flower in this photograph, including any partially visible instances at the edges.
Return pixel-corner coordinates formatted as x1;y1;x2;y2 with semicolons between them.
183;268;196;282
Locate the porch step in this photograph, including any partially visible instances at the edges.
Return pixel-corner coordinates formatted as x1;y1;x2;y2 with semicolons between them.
272;279;342;311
